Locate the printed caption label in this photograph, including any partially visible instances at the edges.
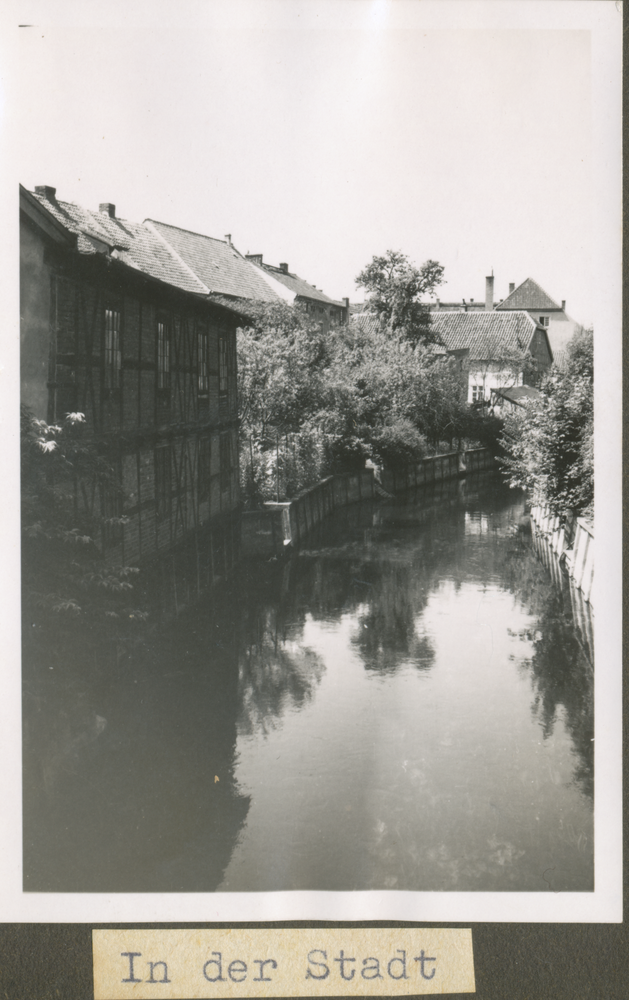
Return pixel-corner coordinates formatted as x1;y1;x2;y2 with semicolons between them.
93;928;475;998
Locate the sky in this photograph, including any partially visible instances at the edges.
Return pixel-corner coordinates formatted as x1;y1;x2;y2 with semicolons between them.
11;1;609;324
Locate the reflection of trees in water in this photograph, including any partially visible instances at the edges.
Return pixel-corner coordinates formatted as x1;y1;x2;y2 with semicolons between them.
238;608;325;735
501;538;594;799
351;564;435;675
235;476;593;793
528;592;593;799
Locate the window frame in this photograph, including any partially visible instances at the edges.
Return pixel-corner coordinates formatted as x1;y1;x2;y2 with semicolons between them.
103;307;122;390
101;457;124;547
471;384;484;403
157;317;171;391
154;444;172;522
198;435;212;503
218;334;228;397
198;325;210;395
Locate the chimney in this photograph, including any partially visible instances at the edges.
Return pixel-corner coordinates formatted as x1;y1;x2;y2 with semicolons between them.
34;185;56;200
225;234;232;246
508;282;515;295
279;263;289;274
485;273;494;311
246;254;263;265
99;203;116;218
561;300;566;311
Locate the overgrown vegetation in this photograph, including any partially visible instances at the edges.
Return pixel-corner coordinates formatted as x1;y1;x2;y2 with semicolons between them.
238;251;493;506
499;327;594;519
21;406;147;658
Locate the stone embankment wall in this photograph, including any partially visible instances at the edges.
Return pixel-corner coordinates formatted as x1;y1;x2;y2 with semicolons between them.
530;505;594;607
379;447;494;494
242;447;495;558
241;469;375;557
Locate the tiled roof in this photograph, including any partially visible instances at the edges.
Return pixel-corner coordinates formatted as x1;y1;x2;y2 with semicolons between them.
29;190;207;295
430;310;539;360
552;349;567;369
254;262;340;306
496;277;560;311
351;313;384;336
493;385;542;405
146;221;279;302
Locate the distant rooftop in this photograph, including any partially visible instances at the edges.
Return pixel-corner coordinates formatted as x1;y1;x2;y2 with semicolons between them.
430;310;541;359
496;277;562;312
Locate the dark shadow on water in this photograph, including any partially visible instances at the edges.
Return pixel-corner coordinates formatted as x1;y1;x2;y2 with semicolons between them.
23;470;593;891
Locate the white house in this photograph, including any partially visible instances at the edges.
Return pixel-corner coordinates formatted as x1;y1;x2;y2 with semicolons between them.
431;310;553;405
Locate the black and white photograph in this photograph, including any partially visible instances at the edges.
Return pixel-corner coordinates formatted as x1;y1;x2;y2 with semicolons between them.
3;0;622;925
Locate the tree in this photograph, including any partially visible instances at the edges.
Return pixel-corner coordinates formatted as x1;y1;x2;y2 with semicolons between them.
355;250;445;345
499;328;593;518
21;406;147;658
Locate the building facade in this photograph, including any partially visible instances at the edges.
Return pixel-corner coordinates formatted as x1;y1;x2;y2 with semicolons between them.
20;185;242;603
430;309;553;404
495;277;579;356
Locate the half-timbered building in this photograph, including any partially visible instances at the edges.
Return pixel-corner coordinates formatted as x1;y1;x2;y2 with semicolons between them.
20;185;243;610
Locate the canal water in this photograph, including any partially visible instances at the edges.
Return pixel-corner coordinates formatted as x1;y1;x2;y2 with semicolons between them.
23;472;593;893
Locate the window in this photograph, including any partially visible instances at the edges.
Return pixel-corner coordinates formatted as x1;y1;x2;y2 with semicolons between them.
101;459;124;547
104;308;121;389
471;384;484;403
219;335;228;395
155;446;171;521
198;327;209;394
220;433;231;493
198;436;211;502
538;316;549;327
157;320;170;389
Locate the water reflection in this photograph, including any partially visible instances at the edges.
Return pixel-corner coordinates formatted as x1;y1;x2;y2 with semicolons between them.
23;472;594;893
23;598;250;892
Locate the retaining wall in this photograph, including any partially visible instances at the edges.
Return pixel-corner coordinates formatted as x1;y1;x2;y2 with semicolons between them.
242;448;496;558
379;446;494;494
241;469;375;557
530;505;594;606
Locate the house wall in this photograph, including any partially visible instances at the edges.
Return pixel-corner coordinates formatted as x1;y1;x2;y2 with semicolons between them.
467;362;523;403
528;326;554;368
20;216;54;420
21;224;241;573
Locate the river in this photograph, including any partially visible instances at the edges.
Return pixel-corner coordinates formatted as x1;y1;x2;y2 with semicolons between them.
23;471;593;893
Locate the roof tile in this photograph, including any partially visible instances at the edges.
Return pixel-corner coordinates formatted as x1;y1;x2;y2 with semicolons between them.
496;277;560;311
430;310;539;359
254;263;341;306
30;191;205;294
146;221;279;302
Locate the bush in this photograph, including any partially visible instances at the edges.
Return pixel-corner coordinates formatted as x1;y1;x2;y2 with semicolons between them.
500;328;593;518
367;419;429;469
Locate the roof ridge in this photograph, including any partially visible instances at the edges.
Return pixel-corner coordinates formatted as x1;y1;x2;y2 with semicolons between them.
145;218;232;247
143;220;210;294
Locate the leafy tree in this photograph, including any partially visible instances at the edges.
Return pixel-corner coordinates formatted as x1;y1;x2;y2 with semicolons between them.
21;406;147;658
355;250;445;345
499;328;593;518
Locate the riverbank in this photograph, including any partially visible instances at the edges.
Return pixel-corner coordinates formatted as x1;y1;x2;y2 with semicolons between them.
529;505;594;607
242;446;496;558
